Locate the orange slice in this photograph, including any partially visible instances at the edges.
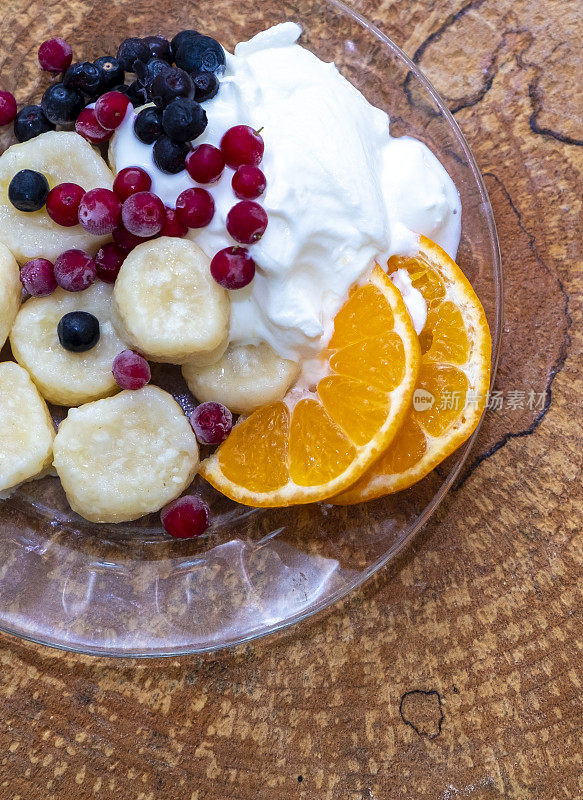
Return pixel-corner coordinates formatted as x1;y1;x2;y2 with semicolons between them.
200;265;421;507
334;236;492;504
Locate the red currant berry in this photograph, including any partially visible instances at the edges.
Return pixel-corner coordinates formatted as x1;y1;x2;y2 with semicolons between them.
38;38;73;73
75;107;112;144
54;249;96;292
160;206;188;238
226;200;268;244
232;165;266;200
220;125;264;169
94;91;130;130
20;258;57;297
190;401;232;446
121;191;165;237
160;495;210;539
175;187;214;229
185;144;225;184
210;246;255;290
77;188;122;235
46;182;85;227
0;91;17;126
112;349;151;390
113;166;152;201
95;243;125;283
113;225;152;252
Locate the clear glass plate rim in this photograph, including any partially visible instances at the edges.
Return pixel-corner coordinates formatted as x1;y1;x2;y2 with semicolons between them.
0;0;503;658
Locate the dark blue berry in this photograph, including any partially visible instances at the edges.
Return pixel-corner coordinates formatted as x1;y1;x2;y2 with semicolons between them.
13;105;55;142
41;83;85;125
143;35;172;63
124;80;148;107
170;30;199;60
8;170;50;212
134;58;172;98
174;35;225;75
162;97;207;142
153;135;189;174
150;67;193;107
116;38;150;72
191;71;219;102
57;311;100;353
63;61;102;95
134;106;164;144
94;56;125;92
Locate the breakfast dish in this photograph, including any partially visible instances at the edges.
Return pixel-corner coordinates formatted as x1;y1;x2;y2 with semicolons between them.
0;24;491;536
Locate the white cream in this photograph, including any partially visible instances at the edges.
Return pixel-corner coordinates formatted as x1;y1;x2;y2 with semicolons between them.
110;22;461;365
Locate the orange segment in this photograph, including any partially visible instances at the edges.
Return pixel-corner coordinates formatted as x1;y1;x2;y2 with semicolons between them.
334;236;491;504
200;265;421;507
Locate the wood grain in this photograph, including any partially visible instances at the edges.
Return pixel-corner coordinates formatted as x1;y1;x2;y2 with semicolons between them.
0;0;582;798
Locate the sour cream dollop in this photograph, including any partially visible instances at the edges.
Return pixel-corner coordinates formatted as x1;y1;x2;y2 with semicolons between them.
110;22;461;362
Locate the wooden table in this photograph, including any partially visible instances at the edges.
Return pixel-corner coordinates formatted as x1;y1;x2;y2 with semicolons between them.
1;0;581;797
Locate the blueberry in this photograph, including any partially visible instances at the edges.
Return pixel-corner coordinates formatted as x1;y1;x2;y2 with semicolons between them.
153;135;190;174
57;311;100;353
63;61;102;95
13;105;55;142
162;97;207;142
174;35;225;75
143;35;172;63
191;71;219;102
134;106;164;144
150;67;193;107
8;169;50;212
124;80;148;107
41;83;85;125
94;56;125;92
116;37;150;72
134;58;172;97
170;30;200;60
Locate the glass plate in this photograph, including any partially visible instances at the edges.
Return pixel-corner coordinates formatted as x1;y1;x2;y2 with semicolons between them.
0;0;502;656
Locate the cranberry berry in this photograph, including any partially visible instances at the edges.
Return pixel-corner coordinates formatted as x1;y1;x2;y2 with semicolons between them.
160;206;188;238
221;125;264;169
210;246;255;290
58;311;100;353
54;249;96;292
153;135;189;174
95;243;126;283
113;166;152;201
190;401;232;446
232;165;266;200
20;258;57;297
78;188;122;235
0;91;17;126
75;107;112;144
112;349;151;390
113;225;152;252
161;495;210;539
186;144;224;184
8;170;49;212
38;38;73;73
41;83;84;125
116;38;150;72
121;191;165;237
46;183;85;227
226;200;268;244
94;91;130;130
133;105;163;144
14;105;55;143
63;62;102;96
176;188;214;229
